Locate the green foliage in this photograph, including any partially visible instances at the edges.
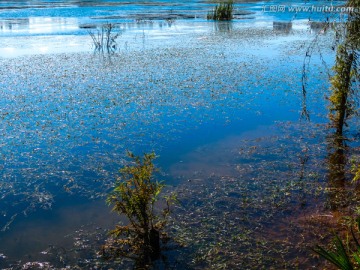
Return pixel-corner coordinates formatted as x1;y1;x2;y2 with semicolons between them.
353;166;360;183
103;151;175;265
207;1;234;21
314;234;354;270
351;157;360;183
313;219;360;269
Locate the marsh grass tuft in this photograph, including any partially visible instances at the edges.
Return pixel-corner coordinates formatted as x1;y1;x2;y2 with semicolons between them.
207;0;234;21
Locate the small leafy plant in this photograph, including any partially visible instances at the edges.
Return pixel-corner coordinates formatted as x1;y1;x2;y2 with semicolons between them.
207;0;234;21
102;152;175;267
313;218;360;269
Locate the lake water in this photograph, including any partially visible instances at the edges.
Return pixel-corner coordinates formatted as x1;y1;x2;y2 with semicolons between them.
0;0;357;269
0;0;345;56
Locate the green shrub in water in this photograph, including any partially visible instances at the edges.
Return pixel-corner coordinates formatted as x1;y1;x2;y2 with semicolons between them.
103;152;175;266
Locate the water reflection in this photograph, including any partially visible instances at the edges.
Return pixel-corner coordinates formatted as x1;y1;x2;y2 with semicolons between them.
0;17;168;36
0;19;29;31
309;21;329;33
325;1;359;210
273;21;292;34
213;21;233;33
0;17;79;34
326;134;347;210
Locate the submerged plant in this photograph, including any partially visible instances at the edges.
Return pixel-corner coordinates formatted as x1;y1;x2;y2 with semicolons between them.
207;0;234;21
102;152;175;267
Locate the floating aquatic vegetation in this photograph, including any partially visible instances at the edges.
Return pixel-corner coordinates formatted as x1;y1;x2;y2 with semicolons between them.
0;30;299;229
0;25;339;268
166;119;360;269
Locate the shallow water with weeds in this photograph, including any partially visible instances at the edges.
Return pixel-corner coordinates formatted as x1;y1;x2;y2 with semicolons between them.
1;1;359;269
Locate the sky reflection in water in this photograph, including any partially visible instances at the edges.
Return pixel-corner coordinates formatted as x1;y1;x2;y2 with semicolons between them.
0;0;349;268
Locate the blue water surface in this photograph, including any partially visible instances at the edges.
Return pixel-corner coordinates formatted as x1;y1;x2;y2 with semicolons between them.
0;0;344;268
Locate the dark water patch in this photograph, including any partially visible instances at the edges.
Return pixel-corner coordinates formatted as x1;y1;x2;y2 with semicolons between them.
93;13;198;20
167;121;337;269
0;195;118;266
